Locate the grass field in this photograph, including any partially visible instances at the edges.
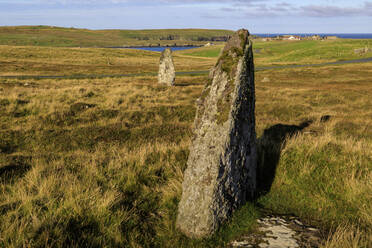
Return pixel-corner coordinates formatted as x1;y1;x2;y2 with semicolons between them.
0;61;371;247
0;45;216;76
0;34;371;247
253;39;372;66
178;39;372;66
0;26;233;47
1;38;371;77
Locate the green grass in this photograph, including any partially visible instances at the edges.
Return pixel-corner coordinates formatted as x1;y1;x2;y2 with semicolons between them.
254;65;372;242
0;75;263;247
0;26;233;47
253;39;372;66
178;45;223;57
1;38;371;77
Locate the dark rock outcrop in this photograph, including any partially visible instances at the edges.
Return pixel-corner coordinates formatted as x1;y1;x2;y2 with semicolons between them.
177;29;257;238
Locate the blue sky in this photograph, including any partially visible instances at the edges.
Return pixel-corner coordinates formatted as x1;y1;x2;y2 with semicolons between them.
1;0;372;33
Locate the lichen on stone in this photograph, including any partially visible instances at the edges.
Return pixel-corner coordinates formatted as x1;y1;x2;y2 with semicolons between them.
216;78;233;125
194;78;213;129
201;78;213;101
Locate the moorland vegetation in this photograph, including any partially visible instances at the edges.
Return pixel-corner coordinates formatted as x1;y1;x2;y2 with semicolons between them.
0;26;233;47
0;31;371;247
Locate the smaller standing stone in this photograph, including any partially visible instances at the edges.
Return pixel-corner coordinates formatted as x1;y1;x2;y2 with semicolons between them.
158;48;175;86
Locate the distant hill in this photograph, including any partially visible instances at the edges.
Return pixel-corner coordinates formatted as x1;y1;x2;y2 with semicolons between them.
0;25;234;47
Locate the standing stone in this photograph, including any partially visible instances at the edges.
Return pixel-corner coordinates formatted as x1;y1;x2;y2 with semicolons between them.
177;29;257;238
158;48;175;86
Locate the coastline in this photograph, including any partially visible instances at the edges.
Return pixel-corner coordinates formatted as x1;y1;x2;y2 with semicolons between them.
107;44;204;49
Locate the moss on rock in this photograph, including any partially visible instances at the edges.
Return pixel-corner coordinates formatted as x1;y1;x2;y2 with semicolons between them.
214;29;250;124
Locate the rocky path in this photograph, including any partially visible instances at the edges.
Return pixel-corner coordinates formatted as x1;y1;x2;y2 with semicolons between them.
1;57;372;80
230;215;322;248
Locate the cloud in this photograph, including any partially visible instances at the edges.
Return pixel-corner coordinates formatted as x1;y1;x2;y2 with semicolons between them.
218;1;372;18
3;0;372;20
219;1;294;17
300;2;372;17
1;0;269;4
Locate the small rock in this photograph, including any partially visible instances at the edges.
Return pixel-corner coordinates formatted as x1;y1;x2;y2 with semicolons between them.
69;102;96;114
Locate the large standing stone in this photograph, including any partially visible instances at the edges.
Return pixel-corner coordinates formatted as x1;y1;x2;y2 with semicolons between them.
176;29;257;238
158;48;175;86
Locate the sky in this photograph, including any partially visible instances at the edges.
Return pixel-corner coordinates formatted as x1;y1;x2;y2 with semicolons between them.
1;0;372;33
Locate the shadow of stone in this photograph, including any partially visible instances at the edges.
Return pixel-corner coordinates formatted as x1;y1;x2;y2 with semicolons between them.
256;120;313;197
0;156;31;183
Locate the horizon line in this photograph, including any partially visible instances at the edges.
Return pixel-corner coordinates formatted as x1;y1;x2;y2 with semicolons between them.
1;25;372;34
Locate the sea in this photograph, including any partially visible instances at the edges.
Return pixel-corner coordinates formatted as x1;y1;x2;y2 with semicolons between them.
253;33;372;39
117;34;372;52
126;46;200;52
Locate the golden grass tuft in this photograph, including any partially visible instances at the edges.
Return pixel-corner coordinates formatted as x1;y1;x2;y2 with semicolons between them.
321;224;371;248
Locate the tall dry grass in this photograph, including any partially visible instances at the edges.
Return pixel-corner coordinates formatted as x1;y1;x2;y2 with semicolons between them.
0;45;216;76
0;59;371;247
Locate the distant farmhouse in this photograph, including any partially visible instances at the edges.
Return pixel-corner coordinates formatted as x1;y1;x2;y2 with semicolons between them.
255;34;339;41
284;35;301;40
275;35;301;41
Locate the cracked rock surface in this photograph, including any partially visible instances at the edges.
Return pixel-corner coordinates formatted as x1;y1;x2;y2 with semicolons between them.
230;215;322;248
